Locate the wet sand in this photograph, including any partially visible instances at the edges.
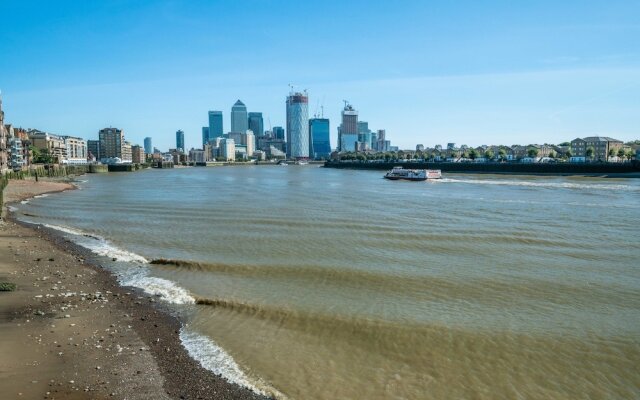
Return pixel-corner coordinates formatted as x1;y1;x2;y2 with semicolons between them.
0;179;268;400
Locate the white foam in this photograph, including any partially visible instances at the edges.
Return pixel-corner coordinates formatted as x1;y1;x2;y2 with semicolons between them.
20;200;29;204
7;205;18;212
120;273;195;304
41;223;147;263
81;240;148;263
33;193;49;198
440;178;638;191
42;223;87;237
180;329;284;399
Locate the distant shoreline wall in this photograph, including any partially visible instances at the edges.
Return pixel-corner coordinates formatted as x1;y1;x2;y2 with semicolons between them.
324;161;640;177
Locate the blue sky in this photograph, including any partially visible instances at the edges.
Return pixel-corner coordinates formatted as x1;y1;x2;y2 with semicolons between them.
1;0;639;150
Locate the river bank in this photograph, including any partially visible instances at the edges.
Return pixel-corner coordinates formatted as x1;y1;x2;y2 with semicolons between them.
0;180;269;400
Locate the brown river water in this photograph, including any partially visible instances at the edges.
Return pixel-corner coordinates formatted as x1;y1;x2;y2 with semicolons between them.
13;166;640;399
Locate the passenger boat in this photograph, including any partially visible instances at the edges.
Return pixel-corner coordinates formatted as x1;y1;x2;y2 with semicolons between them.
384;167;442;181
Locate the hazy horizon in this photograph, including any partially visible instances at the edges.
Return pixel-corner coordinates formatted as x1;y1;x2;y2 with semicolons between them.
1;0;638;150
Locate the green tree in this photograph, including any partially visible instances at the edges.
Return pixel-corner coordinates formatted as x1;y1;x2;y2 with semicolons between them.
626;149;635;160
609;148;617;157
565;149;573;158
484;149;494;160
527;148;539;158
617;148;626;158
549;150;557;159
558;141;571;147
585;147;595;159
468;148;478;160
498;148;507;161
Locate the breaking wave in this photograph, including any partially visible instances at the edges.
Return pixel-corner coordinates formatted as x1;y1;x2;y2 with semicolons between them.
180;329;284;399
41;223;147;263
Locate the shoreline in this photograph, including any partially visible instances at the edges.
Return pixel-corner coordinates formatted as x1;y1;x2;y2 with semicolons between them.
1;179;270;400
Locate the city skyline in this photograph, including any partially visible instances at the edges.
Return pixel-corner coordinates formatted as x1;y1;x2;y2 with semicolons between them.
1;1;638;150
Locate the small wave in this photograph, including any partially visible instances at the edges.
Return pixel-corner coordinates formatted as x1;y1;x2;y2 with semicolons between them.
180;329;284;399
42;223;88;236
41;223;147;263
7;205;18;212
120;273;195;304
33;193;49;198
20;200;29;204
439;178;638;191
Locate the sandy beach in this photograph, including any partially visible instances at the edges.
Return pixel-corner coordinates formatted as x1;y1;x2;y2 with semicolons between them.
0;179;268;400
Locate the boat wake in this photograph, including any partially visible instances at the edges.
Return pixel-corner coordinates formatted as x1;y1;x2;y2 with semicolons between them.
439;178;639;191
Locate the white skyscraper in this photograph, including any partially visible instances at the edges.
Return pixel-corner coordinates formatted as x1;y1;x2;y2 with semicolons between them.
286;91;309;159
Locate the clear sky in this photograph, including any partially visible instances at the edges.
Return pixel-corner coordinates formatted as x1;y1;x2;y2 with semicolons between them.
1;0;638;150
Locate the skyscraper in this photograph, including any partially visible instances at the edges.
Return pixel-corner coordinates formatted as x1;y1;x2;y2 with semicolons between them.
201;127;209;146
272;126;285;140
144;137;152;155
208;111;223;138
286;91;309;159
176;130;185;152
99;127;128;161
248;112;264;137
357;121;372;150
309;118;331;159
231;100;248;133
338;103;358;152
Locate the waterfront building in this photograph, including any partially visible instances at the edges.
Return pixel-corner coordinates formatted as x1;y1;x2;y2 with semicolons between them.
62;136;88;164
220;138;236;161
87;140;100;161
208;111;223;138
273;126;285;141
0;95;7;172
189;148;208;163
231;101;248;134
338;103;358;152
98;127;130;162
248;112;264;138
144;137;152;155
122;141;133;163
309;118;331;159
30;131;67;163
131;145;145;164
176;130;185;153
202;127;209;147
286;91;309;159
6;125;24;170
571;136;623;161
12;127;31;168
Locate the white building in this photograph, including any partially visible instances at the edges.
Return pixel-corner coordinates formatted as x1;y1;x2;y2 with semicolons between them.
286;91;309;159
7;125;24;170
220;138;235;161
242;130;255;156
62;136;88;165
